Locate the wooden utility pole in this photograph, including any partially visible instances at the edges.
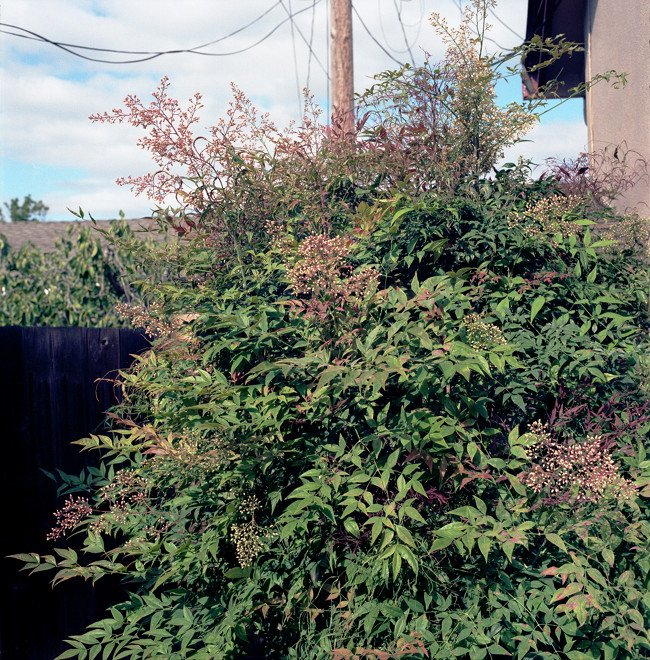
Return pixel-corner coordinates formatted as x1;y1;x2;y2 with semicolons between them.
330;0;354;130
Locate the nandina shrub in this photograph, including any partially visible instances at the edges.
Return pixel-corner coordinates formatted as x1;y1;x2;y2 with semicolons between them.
12;2;650;659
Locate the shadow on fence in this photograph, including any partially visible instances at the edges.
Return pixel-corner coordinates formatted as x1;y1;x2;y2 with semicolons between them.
0;327;150;660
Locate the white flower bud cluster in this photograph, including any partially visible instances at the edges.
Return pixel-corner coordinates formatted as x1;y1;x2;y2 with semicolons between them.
465;312;506;350
520;421;636;503
600;212;650;256
509;195;584;246
230;521;265;568
229;496;278;567
116;301;173;338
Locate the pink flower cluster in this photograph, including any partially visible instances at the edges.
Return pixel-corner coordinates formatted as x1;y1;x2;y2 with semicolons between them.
47;496;93;541
516;270;570;294
520;421;637;504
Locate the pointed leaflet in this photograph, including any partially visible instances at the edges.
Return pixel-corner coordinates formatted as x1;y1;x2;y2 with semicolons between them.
545;532;567;553
530;295;546;323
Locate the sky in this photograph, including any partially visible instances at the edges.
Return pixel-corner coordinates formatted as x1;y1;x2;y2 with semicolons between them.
0;0;587;222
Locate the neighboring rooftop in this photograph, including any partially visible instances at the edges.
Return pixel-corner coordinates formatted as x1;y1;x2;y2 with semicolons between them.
524;0;586;99
0;218;168;252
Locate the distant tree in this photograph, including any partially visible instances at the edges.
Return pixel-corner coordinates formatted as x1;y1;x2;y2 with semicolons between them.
1;195;49;222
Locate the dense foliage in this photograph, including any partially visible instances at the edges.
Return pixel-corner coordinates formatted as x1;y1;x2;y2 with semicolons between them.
0;217;166;326
13;2;650;658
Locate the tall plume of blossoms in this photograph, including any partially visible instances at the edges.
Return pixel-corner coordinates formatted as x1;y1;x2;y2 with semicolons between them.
357;0;538;192
90;0;547;256
90;77;204;204
429;0;537;176
90;78;292;246
47;496;93;541
89;80;365;249
519;421;636;504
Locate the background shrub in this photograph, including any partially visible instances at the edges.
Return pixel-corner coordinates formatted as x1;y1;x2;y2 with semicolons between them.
0;216;171;327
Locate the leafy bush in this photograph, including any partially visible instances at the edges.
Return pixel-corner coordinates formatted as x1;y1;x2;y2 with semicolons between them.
0;216;169;327
13;2;650;658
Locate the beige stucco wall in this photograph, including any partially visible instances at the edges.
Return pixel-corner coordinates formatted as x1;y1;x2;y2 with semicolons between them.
586;0;649;215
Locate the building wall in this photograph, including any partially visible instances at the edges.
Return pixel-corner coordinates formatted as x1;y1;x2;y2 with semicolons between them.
586;0;650;214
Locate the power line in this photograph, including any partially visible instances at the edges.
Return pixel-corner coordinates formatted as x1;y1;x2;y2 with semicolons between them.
393;0;417;66
0;1;322;64
488;7;524;42
326;0;331;120
0;3;284;61
392;0;426;30
305;0;318;91
285;0;303;116
377;0;410;55
351;3;404;67
279;0;329;78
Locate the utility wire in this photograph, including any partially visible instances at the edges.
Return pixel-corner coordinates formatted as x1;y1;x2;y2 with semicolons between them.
488;7;524;42
0;1;321;64
285;0;303;116
377;0;423;65
305;0;317;91
377;0;410;55
391;0;425;29
0;2;283;59
279;0;329;78
393;0;417;65
326;0;330;121
351;3;404;67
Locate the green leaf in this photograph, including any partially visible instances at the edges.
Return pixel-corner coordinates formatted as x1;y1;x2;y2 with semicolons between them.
478;535;491;562
396;544;419;575
486;644;511;656
55;650;84;659
384;448;400;471
343;518;360;537
370;518;384;545
434;521;467;538
545;532;567;553
224;567;252;580
395;524;415;547
602;548;615;567
507;472;528;495
400;505;427;525
586;265;597;283
550;582;582;603
392;550;402;578
530;295;546;323
429;537;454;551
403;597;425;613
392;207;414;224
511;394;526;412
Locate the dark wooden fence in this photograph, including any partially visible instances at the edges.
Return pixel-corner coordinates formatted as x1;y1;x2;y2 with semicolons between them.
0;327;150;660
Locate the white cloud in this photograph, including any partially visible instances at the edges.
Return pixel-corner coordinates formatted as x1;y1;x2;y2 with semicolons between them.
1;0;582;220
502;118;588;170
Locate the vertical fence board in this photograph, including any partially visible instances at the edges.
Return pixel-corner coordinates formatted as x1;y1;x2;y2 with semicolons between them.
0;327;150;660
